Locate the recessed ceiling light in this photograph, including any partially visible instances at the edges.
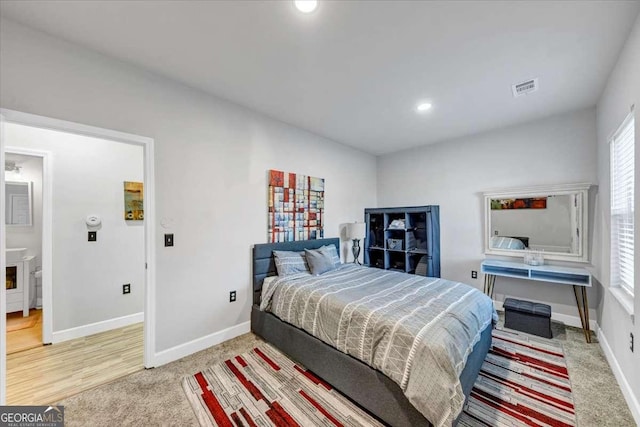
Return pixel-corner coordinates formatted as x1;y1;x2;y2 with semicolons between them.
295;0;318;13
416;102;432;112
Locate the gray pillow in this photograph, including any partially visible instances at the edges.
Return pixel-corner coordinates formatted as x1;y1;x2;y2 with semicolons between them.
319;244;341;268
273;250;309;276
305;247;337;276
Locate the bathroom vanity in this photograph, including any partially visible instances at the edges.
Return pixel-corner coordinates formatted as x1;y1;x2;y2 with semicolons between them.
6;248;33;317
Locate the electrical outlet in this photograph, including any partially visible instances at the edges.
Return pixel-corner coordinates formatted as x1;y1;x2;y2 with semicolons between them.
471;271;478;279
164;233;174;247
229;291;236;302
631;332;634;352
88;231;97;242
123;284;131;294
494;230;498;235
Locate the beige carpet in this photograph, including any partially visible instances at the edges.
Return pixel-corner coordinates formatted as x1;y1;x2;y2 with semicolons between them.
57;316;636;427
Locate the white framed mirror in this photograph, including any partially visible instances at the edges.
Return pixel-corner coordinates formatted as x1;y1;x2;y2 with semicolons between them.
5;181;33;226
484;183;592;263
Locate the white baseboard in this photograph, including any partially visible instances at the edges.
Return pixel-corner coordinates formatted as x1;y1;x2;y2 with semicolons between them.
52;312;144;344
597;327;640;425
493;300;598;331
153;321;250;368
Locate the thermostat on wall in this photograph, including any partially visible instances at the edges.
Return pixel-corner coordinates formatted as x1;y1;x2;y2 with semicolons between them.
86;215;102;227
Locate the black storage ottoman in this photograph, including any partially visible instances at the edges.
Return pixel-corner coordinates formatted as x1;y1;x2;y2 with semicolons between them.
504;298;552;338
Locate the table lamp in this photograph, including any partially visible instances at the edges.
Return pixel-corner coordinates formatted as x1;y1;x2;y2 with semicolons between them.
346;222;366;265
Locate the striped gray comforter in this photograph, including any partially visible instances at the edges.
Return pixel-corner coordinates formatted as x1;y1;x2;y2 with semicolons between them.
260;265;497;426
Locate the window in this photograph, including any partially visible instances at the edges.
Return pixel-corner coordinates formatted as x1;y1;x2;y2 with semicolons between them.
610;113;635;296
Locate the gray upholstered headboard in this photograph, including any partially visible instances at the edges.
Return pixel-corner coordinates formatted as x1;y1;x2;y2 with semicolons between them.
252;238;340;305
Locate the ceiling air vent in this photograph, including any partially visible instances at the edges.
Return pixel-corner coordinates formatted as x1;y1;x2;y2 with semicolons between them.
512;78;539;97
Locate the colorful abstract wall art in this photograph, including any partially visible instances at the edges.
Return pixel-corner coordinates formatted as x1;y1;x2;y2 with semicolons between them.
124;181;144;220
268;169;324;242
491;197;547;210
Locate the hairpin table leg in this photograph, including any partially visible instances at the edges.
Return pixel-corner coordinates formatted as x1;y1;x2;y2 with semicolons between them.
573;285;591;343
484;274;496;299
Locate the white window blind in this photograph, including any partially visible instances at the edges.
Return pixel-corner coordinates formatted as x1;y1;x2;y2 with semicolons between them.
610;114;635;295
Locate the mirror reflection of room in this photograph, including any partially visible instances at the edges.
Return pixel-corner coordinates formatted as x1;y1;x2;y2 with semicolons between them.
484;183;591;263
490;193;579;254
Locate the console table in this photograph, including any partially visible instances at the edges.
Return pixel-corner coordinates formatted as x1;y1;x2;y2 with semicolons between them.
480;259;593;343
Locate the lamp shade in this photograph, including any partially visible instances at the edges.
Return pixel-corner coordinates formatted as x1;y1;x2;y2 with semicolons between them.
346;222;366;240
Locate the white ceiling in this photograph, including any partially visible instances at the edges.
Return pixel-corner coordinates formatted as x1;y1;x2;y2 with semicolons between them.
1;1;639;155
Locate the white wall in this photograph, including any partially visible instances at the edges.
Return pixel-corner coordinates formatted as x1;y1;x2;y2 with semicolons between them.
0;19;377;353
377;108;598;322
5;124;145;331
594;13;640;423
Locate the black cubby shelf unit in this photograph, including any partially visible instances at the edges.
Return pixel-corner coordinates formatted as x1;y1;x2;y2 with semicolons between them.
363;206;440;277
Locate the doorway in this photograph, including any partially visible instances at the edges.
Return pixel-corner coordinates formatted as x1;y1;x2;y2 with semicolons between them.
0;109;157;405
5;150;46;354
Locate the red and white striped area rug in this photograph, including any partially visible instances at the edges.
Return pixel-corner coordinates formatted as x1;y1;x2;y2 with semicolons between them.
182;343;384;427
183;330;576;427
458;328;577;427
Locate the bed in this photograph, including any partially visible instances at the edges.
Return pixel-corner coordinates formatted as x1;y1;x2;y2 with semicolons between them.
490;236;528;249
251;238;495;427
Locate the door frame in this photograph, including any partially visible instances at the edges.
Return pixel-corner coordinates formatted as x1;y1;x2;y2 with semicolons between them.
1;112;7;404
0;109;157;404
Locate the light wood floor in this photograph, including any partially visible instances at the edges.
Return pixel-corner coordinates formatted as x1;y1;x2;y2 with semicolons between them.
6;322;143;405
7;309;43;354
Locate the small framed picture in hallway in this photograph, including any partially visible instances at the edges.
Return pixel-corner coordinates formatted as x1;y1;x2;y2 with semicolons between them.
124;181;144;221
